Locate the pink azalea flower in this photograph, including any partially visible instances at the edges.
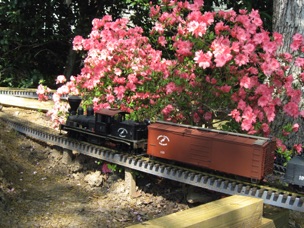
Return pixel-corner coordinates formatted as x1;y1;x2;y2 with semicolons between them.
150;5;160;18
204;112;212;121
214;21;230;35
102;163;112;174
162;104;174;116
114;68;122;76
187;21;207;37
249;9;263;27
188;0;204;11
295;57;304;68
158;36;167;46
290;33;303;51
293;144;303;154
211;37;232;67
237;99;247;110
282;130;290;136
201;12;214;25
153;22;164;34
241;119;253;131
193;112;200;123
173;40;193;57
194;50;212;69
166;82;177;94
261;123;270;135
276;139;287;152
262;41;278;54
292;123;300;132
36;84;50;97
240;75;255;89
273;32;283;46
229;109;241;122
126;82;137;92
73;35;84;51
106;94;115;103
242;106;256;123
57;85;69;95
283;102;299;117
56;75;67;84
219;85;231;93
258;94;271;107
235;53;249;66
263;105;276;122
214;53;232;67
114;85;126;100
52;93;61;103
261;58;280;76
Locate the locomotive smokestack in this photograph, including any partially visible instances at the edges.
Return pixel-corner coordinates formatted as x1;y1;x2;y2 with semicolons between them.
68;95;82;115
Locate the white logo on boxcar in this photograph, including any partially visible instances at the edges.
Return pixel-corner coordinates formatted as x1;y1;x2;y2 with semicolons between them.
299;175;304;181
118;128;128;138
157;135;170;146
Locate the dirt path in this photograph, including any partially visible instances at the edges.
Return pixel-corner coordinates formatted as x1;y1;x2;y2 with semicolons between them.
0;109;194;227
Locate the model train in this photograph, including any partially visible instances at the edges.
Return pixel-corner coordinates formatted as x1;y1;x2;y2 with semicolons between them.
60;96;304;186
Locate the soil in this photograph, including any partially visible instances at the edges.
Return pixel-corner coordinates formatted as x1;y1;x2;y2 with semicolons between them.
0;107;215;227
0;106;303;227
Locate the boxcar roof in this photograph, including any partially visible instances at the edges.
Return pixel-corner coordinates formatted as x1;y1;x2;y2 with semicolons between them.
95;108;129;117
151;121;271;146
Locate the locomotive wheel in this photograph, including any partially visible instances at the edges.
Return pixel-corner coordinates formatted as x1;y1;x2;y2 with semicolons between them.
66;130;78;139
116;142;132;153
67;131;86;142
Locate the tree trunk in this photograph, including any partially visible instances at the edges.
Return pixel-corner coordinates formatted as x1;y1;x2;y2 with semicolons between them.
272;0;304;149
273;0;304;53
63;47;77;79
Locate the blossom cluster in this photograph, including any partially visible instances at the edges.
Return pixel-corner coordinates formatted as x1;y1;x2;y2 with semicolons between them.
38;0;304;158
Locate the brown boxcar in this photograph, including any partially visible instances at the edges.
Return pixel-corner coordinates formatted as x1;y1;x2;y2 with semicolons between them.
147;121;276;180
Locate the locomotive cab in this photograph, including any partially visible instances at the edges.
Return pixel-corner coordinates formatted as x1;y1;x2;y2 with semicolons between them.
94;108;128;135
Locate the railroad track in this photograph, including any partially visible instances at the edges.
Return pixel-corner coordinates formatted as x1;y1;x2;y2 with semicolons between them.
0;88;303;212
0;87;68;100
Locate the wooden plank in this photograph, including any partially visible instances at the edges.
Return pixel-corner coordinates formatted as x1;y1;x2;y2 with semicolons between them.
259;218;276;228
0;94;56;112
127;195;263;228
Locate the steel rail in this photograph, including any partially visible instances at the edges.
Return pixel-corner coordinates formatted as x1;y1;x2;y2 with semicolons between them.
0;112;303;212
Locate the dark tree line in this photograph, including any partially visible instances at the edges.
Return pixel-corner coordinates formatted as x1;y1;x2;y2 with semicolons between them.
0;0;272;88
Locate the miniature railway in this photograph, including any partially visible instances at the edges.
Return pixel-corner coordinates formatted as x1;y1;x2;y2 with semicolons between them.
0;87;68;100
0;88;304;212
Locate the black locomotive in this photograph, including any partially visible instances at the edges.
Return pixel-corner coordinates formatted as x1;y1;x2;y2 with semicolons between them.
60;95;304;188
60;96;148;151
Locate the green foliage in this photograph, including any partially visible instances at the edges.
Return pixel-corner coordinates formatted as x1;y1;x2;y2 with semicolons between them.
0;0;158;88
220;119;243;133
95;160;123;173
0;0;274;88
107;164;120;173
0;0;74;87
213;0;273;31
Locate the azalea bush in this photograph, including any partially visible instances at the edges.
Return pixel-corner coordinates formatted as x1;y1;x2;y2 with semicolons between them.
37;0;304;161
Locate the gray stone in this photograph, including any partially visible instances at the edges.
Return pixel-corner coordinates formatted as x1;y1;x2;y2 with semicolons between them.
84;171;104;187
